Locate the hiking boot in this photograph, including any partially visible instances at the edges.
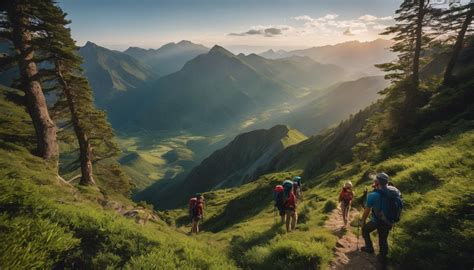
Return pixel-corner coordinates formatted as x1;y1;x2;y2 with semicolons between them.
360;246;374;254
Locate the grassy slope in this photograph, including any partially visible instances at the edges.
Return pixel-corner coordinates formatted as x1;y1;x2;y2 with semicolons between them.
164;170;337;269
164;111;473;269
0;86;236;269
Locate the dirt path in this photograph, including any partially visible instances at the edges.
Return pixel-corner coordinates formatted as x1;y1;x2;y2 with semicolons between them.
325;207;382;270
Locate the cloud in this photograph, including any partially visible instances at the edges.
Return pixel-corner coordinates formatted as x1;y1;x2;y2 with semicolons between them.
264;27;283;36
378;16;393;21
372;24;388;30
358;14;378;21
293;14;339;23
343;28;355;36
321;14;339;20
294;15;313;22
358;14;393;21
228;26;289;37
229;13;393;40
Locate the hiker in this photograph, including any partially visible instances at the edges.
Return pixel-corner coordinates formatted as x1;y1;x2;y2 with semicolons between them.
293;176;303;200
189;194;204;234
282;180;297;232
360;172;402;263
274;185;285;223
339;181;354;227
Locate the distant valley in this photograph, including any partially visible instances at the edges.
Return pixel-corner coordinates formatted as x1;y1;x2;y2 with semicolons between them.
75;39;393;199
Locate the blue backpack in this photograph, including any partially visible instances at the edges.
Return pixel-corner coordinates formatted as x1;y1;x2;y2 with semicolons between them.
374;186;403;225
282;180;294;202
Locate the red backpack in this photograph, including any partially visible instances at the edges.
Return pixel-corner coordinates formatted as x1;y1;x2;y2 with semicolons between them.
189;197;197;217
340;188;353;204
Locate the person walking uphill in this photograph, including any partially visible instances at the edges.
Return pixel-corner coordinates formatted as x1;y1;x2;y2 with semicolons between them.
339;181;354;227
282;180;298;232
360;173;403;264
189;194;204;234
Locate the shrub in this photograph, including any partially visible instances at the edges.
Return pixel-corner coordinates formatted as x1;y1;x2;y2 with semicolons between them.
126;245;237;270
323;200;337;213
242;239;332;270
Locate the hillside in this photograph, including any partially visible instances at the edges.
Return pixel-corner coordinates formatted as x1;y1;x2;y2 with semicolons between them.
136;125;307;209
282;76;389;135
0;85;236;269
165;118;473;269
119;152;160;191
237;54;347;90
160;63;473;269
258;104;382;178
4;1;474;269
158;39;474;269
78;42;157;107
124;40;209;76
109;45;294;132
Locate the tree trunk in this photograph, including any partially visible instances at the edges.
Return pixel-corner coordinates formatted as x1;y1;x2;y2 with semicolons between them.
443;6;473;85
11;2;58;161
412;0;425;90
56;64;96;186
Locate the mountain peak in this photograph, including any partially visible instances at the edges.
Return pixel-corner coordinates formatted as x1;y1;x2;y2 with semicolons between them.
177;40;193;45
84;41;98;48
269;124;290;134
209;45;234;57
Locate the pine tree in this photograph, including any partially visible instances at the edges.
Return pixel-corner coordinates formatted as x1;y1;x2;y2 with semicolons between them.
440;3;473;84
0;0;59;161
377;0;433;107
32;1;120;185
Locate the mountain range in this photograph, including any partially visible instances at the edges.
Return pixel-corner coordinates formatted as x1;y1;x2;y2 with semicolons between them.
124;40;209;76
237;54;347;90
259;38;395;76
107;45;349;133
78;41;157;107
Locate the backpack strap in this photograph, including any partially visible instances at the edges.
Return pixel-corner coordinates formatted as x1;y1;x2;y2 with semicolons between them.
372;189;392;226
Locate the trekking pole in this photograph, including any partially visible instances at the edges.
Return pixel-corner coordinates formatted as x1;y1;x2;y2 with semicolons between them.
274;207;276;224
392;224;395;243
356;212;360;250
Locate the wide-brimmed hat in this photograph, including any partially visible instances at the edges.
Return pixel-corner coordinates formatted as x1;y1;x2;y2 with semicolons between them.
344;181;353;188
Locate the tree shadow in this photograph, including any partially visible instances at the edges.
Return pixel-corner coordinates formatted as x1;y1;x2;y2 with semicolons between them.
201;183;272;233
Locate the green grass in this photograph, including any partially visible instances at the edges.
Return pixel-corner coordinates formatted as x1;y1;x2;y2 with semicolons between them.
164;170;338;269
1;74;473;269
0;86;236;269
162;119;473;269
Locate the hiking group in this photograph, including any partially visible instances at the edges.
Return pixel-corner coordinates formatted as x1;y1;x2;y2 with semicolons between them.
338;172;403;264
274;176;303;232
186;172;403;265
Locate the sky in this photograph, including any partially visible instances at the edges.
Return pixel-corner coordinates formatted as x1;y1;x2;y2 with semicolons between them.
59;0;404;53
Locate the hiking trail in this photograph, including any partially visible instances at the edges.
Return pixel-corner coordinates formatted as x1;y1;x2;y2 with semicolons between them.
325;207;382;270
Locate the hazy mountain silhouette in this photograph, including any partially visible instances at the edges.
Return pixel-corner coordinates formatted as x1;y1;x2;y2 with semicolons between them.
124;40;209;76
78;41;157;107
110;45;295;132
237;54;347;89
260;39;395;76
282;76;389;135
